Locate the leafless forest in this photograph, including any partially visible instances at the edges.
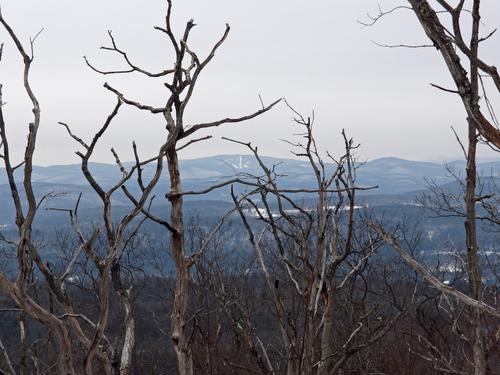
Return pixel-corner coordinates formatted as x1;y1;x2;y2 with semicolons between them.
0;1;499;374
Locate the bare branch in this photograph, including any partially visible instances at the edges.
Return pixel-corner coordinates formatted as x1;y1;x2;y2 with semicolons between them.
430;83;459;94
176;135;212;152
182;98;281;139
78;98;123;199
188;208;237;266
110;147;126;177
0;12;30;61
167;174;377;199
58;122;89;149
121;188;176;233
371;40;434;48
84;30;175;77
478;28;497;43
0;336;16;375
29;27;44;60
450;126;467;159
358;5;413;27
371;222;500;318
104;83;165;114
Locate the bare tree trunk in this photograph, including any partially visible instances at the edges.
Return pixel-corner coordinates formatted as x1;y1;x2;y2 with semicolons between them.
300;297;315;374
83;266;112;375
0;336;16;375
0;276;76;374
18;310;28;375
109;260;136;375
465;120;486;375
119;289;135;375
318;280;336;375
172;260;192;375
53;330;75;375
466;3;486;372
167;149;193;375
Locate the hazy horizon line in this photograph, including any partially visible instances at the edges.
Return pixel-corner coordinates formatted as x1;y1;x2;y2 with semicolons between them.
18;153;500;168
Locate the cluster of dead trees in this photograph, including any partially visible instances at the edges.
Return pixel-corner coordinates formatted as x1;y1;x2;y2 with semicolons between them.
0;1;499;374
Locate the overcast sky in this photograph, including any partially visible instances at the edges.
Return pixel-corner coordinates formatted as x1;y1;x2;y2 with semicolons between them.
1;0;499;165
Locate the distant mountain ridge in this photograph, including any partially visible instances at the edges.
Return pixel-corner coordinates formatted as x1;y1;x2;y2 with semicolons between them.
1;155;499;232
2;155;500;193
357;156;500;194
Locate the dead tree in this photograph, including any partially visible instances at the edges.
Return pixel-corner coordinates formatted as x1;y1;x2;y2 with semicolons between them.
223;105;402;375
406;0;500;149
402;3;497;371
192;220;273;374
1;8;155;374
84;1;279;373
0;11;78;375
363;2;500;374
57;100;171;374
1;2;276;373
